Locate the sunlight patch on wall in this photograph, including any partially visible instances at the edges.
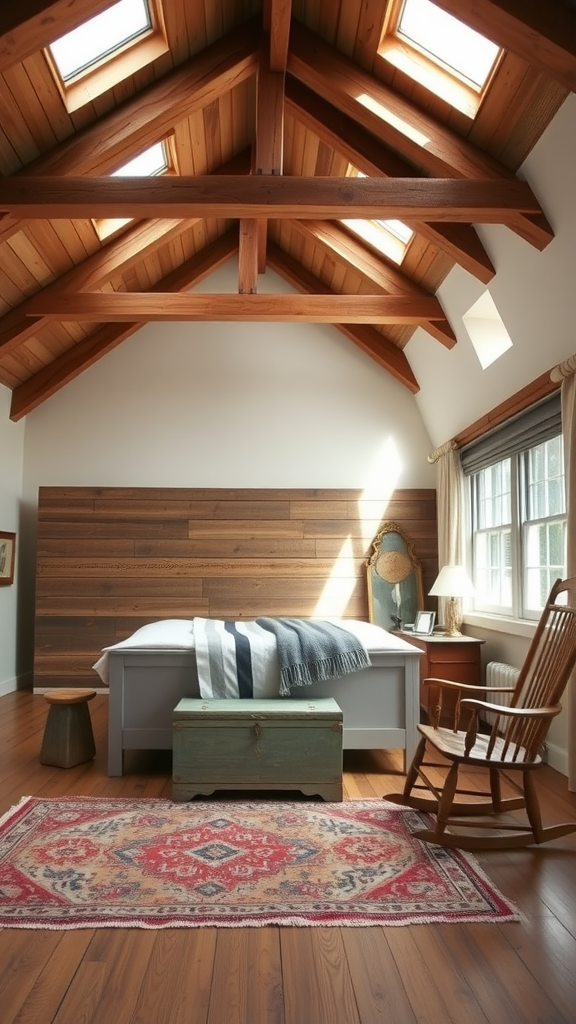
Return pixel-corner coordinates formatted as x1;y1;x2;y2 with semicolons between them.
462;291;513;369
313;537;358;618
313;439;402;618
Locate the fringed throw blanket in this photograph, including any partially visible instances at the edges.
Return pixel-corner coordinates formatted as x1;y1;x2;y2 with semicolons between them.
193;617;370;699
257;617;371;695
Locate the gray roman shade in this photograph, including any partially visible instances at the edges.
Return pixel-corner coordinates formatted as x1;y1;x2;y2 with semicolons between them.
460;391;562;476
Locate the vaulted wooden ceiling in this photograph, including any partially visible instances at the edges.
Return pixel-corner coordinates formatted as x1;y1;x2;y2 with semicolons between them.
0;0;574;420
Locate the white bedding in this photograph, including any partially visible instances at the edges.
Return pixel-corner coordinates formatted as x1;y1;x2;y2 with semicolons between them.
93;617;414;686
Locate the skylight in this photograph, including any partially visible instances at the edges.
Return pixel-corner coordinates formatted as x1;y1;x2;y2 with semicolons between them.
344;169;414;264
94;140;170;241
112;141;168;178
397;0;500;89
49;0;152;82
378;0;502;117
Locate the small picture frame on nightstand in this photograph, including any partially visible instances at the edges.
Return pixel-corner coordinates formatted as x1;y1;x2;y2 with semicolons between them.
414;610;436;635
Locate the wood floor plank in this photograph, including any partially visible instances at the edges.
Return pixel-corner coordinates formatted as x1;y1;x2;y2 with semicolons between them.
9;931;95;1024
281;927;361;1024
1;690;576;1024
342;928;418;1024
130;930;217;1024
208;928;284;1024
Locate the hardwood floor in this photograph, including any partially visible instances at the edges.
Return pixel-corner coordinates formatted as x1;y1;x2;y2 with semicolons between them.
1;689;576;1024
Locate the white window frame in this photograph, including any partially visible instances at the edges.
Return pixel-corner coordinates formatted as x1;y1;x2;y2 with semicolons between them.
469;434;566;621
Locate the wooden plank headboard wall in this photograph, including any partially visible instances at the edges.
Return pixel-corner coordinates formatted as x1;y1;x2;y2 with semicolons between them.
34;486;438;690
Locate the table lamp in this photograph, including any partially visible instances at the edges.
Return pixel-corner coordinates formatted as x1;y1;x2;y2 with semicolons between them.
429;564;475;637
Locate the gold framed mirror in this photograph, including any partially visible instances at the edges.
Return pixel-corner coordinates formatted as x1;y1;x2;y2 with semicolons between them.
366;521;424;631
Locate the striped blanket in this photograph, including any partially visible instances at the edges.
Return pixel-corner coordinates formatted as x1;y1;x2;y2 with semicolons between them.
193;617;371;698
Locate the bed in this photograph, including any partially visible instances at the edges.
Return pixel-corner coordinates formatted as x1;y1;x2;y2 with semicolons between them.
94;618;422;776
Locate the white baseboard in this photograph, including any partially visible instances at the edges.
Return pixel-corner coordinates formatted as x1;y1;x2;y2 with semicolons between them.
0;671;33;697
546;741;568;778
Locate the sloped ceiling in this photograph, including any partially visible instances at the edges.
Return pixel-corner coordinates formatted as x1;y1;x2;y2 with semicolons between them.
0;0;574;421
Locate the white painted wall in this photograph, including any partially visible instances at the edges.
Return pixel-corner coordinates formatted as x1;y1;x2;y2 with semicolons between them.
16;262;435;683
0;384;26;694
407;93;576;774
408;92;576;448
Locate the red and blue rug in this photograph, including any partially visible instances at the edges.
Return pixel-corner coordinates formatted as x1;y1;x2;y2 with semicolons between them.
0;796;519;928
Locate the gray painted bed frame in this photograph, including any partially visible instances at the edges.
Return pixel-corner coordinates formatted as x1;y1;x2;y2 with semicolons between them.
107;647;422;776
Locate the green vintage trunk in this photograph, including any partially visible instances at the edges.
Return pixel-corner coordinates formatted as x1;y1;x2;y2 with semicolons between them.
172;698;343;801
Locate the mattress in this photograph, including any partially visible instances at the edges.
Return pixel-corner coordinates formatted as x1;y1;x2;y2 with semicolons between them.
93;617;416;686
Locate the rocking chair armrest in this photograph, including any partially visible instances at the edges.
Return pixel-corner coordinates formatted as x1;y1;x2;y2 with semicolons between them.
422;677;506;693
460;698;562;719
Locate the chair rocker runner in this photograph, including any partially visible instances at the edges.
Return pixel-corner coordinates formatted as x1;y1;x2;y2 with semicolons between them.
388;576;576;850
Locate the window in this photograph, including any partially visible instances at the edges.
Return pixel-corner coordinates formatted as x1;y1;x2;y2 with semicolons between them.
463;395;566;620
93;139;173;240
46;0;168;113
378;0;502;118
344;167;414;264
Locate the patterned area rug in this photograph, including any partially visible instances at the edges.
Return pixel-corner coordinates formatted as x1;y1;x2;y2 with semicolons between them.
0;796;519;929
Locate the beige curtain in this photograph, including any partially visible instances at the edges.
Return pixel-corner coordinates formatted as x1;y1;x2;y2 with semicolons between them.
428;440;466;626
551;355;576;790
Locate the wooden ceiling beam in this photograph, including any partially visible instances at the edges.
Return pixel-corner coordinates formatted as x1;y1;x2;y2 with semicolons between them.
0;20;260;245
255;38;285;176
0;0;113;71
238;219;259;293
9;230;238;421
287;21;553;250
0;151;250;357
249;33;286;281
433;0;576;94
267;242;419;393
266;0;291;73
27;292;447;324
291;220;456;348
0;175;543;221
0;218;193;357
285;77;495;284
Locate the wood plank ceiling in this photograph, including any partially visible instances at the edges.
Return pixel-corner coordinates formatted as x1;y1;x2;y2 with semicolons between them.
0;0;573;420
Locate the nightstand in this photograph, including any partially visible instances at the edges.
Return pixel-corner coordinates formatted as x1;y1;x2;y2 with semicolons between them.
396;631;485;725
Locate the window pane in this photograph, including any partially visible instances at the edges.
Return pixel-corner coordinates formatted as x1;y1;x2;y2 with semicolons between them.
526;436;565;520
398;0;500;88
50;0;151;82
524;520;566;611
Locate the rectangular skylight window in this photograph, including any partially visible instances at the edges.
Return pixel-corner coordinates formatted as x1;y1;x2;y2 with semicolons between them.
93;140;170;240
344;168;414;263
398;0;500;89
49;0;151;82
112;141;168;178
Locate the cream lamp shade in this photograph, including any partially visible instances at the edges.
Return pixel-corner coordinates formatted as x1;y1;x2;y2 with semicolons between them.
429;565;475;637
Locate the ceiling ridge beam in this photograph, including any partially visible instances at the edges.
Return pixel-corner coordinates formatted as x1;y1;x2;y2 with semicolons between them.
432;0;576;94
267;241;419;393
0;175;544;220
9;229;238;421
287;21;553;250
0;18;260;245
290;219;455;348
285;76;495;284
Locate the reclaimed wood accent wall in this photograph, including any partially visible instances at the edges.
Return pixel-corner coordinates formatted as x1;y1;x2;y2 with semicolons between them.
34;486;438;691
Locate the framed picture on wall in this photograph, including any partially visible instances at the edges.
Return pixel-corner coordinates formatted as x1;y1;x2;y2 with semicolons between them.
0;531;16;585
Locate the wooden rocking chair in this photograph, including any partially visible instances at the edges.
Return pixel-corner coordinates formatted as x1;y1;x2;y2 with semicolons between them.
388;576;576;850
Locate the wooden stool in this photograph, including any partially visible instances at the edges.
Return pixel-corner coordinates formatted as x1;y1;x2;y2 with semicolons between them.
40;689;96;768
